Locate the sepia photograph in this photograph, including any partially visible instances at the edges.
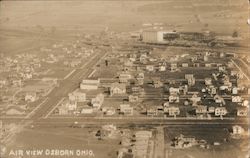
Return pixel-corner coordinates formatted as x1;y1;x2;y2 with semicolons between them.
0;0;249;158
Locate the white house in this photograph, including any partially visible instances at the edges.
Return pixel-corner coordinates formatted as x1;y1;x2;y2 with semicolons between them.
68;91;86;102
61;100;77;111
165;106;180;116
120;104;133;115
119;73;132;83
232;125;245;135
91;93;104;109
80;79;100;90
169;95;179;103
110;83;126;96
195;105;207;115
215;107;227;116
146;65;154;72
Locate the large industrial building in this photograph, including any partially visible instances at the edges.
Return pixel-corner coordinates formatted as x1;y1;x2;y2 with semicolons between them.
141;30;179;44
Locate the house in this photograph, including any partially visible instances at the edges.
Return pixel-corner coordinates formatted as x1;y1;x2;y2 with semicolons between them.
182;63;189;67
185;74;195;86
58;105;69;115
25;92;37;102
119;104;133;115
68;91;86;102
91;94;104;109
61;100;77;111
169;87;180;95
119;73;132;83
232;125;245;135
152;77;163;88
110;83;126;96
170;63;178;72
232;87;238;95
173;134;196;149
146;65;154;72
232;96;242;103
5;106;25;115
205;63;212;67
210;86;217;95
102;107;116;116
165;106;180;116
139;54;147;63
242;100;249;108
80;79;100;90
131;86;144;95
81;106;94;114
195;105;207;115
147;107;158;116
135;130;152;138
237;107;248;116
169;95;179;103
128;95;140;102
159;65;166;71
136;73;144;85
136;72;144;80
215;107;227;116
208;106;215;113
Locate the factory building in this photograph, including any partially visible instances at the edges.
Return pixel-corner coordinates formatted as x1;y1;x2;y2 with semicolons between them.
141;30;179;44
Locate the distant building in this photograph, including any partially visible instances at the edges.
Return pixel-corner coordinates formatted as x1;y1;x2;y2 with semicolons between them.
208;106;215;113
165;106;180;116
91;94;104;110
232;96;242;103
215;107;227;116
110;83;126;96
80;79;100;90
182;63;189;67
170;63;178;72
131;86;144;95
128;95;140;102
61;100;77;111
237;107;248;116
119;73;132;83
152;77;163;88
147;107;158;116
136;73;144;85
232;125;244;135
169;87;180;95
81;106;94;114
142;30;179;44
68;91;86;102
119;104;133;115
158;65;166;71
169;95;180;103
195;105;207;115
173;134;196;149
146;65;154;72
185;74;195;86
